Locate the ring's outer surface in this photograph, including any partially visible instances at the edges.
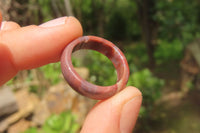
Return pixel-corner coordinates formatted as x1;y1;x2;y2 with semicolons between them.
61;36;129;100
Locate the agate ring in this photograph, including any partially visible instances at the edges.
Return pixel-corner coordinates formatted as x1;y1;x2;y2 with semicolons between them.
61;36;129;100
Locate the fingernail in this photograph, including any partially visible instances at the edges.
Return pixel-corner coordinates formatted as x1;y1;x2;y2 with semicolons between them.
0;21;6;30
120;96;142;133
39;17;67;27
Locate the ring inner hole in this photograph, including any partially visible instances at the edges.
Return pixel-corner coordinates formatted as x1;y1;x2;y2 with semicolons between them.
72;49;117;86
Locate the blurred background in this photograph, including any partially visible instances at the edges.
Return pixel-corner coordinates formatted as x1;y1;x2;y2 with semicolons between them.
0;0;200;133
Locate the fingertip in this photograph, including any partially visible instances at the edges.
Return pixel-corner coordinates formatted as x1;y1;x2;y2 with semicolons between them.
120;95;142;133
123;86;142;98
0;21;20;31
65;16;83;37
110;86;142;106
81;87;142;133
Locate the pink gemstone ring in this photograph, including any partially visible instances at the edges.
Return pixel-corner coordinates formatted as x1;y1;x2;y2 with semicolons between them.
61;36;129;100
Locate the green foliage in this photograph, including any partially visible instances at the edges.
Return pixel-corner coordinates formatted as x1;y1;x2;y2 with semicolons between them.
124;43;148;70
76;50;117;86
105;0;140;40
29;85;39;94
128;68;164;132
81;0;92;15
40;63;62;85
106;10;127;40
72;57;82;67
6;78;14;85
22;111;80;133
71;0;140;40
138;106;147;117
186;81;195;91
154;39;184;64
42;112;80;133
155;0;200;44
37;0;55;22
128;69;164;106
23;127;38;133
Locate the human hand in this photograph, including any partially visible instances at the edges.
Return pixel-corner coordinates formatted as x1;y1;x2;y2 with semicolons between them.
0;12;142;133
0;12;82;85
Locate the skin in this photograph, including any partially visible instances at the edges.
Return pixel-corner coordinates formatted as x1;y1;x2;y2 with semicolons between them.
0;12;142;133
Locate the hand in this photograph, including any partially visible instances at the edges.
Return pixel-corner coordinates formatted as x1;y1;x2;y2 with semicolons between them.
0;12;142;133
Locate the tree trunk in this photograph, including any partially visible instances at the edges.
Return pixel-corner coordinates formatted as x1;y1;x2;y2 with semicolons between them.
97;10;104;36
137;0;158;68
92;0;105;36
64;0;74;16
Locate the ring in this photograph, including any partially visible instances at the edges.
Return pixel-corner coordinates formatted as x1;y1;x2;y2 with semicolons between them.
61;36;129;100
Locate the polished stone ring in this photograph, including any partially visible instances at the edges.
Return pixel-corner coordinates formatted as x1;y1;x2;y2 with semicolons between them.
61;36;129;100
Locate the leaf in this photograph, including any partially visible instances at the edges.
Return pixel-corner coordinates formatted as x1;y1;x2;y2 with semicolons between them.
23;127;38;133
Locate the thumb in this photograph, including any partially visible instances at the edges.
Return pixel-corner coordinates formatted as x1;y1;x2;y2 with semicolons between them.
81;87;142;133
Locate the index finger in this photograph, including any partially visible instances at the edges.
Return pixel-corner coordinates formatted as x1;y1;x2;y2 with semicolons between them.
1;16;83;70
0;16;82;85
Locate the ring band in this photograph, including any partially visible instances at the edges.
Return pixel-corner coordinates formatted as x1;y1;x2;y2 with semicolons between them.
61;36;129;100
